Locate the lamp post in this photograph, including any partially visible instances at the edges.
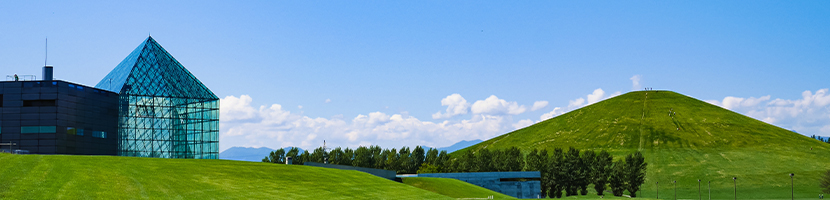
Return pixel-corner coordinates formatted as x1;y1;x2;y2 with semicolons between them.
708;181;711;200
657;181;659;199
698;179;701;200
790;173;795;200
674;180;677;200
733;177;737;200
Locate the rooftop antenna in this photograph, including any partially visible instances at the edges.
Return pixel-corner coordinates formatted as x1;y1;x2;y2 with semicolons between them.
45;38;48;66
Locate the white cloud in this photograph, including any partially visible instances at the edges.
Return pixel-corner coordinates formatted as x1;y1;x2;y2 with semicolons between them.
220;95;519;152
513;119;534;130
568;98;586;109
630;75;642;91
471;95;527;115
531;101;549;111
220;95;258;121
548;88;622;122
298;105;303;109
540;107;564;122
707;89;830;136
325;99;332;103
587;88;606;105
432;94;471;119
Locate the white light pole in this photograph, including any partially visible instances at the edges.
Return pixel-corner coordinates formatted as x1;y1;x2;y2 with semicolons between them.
733;177;737;200
674;180;677;200
790;173;795;200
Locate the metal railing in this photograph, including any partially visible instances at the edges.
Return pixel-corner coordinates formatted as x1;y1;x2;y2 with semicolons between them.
5;75;37;81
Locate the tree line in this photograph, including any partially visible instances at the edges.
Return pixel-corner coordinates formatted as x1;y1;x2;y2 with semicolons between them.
811;135;830;144
262;146;647;198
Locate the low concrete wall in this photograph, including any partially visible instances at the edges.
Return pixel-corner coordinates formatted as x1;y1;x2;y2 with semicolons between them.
418;171;542;199
303;162;397;181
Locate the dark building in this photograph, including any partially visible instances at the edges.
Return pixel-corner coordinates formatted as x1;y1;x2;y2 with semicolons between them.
416;171;542;198
1;36;218;158
0;74;119;155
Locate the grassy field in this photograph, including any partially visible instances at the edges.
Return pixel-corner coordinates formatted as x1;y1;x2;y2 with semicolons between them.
0;153;452;200
456;91;830;199
402;177;516;199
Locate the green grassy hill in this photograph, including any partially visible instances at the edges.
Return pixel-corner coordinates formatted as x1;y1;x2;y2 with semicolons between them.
403;177;516;199
0;153;451;199
457;91;830;199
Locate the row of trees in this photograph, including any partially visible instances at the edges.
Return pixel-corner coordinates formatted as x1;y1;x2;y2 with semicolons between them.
262;146;647;198
811;135;830;144
449;147;646;198
262;145;449;174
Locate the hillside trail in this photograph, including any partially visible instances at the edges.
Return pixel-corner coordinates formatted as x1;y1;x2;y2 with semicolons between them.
639;92;647;151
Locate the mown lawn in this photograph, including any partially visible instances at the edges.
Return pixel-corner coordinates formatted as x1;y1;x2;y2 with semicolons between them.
0;153;451;199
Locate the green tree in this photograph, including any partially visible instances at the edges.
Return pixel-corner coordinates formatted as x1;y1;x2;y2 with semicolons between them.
609;160;626;197
329;147;344;165
298;150;310;165
564;147;581;196
436;150;449;171
524;149;539;171
536;149;549;198
370;145;383;168
385;148;399;171
262;148;286;164
579;150;596;195
398;147;411;174
353;146;372;168
505;147;523;171
548;148;565;198
342;148;354;166
476;149;492;172
310;147;327;163
460;150;476;172
625;152;647;197
591;150;613;196
412;146;426;173
417;163;441;174
375;147;389;169
285;147;300;164
424;148;439;165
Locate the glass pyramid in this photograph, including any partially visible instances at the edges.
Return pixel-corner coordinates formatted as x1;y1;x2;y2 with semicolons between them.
96;36;219;159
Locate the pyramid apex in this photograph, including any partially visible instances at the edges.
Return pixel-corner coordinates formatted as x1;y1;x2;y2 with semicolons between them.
95;37;217;100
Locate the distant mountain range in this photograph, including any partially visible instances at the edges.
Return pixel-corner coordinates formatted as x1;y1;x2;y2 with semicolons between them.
219;139;482;162
435;139;482;153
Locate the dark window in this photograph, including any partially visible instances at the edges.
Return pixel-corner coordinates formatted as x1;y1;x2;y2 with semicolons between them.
23;100;56;107
0;94;3;107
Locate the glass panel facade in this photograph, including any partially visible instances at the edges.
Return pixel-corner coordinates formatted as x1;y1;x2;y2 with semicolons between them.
96;37;219;159
21;126;57;134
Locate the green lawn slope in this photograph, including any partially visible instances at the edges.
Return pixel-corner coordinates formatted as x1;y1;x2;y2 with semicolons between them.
403;177;516;199
457;91;830;199
0;153;451;200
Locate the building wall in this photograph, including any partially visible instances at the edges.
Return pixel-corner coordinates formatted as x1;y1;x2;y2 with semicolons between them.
0;81;118;155
418;171;542;199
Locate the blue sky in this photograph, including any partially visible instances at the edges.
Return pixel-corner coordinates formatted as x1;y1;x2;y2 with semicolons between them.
2;1;829;152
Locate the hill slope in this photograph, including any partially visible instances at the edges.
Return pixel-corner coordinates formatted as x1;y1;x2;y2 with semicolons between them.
0;153;450;199
458;91;830;199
